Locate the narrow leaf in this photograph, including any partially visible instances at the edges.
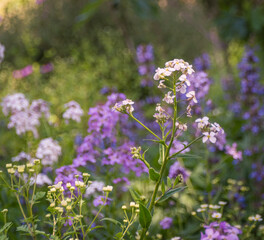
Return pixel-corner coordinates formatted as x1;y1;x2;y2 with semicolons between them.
139;203;152;229
157;187;187;203
149;168;160;182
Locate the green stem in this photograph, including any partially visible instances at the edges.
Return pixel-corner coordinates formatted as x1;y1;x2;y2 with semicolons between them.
84;193;109;238
130;115;161;141
168;136;203;160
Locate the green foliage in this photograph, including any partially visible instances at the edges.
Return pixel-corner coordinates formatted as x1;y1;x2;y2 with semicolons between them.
138;203;152;229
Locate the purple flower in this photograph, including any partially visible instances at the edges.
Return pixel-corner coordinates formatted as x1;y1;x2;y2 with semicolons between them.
193;53;211;71
169;161;190;182
160;217;173;229
93;195;111;207
40;63;53;74
54;165;82;191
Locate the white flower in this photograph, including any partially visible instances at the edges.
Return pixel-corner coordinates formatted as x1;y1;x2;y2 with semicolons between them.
195;116;209;129
186;91;197;103
85;181;105;196
36;138;62;166
30;99;50;119
175;122;187;131
218;201;227;206
171;237;181;240
201;204;208;209
179;74;190;86
158;80;166;89
12;152;31;162
212;212;222;219
63;101;84;123
209;204;221;209
176;84;187;94
7;110;40;138
154;68;166;80
185;64;195;75
210;122;224;133
112;99;134;114
202;132;216;143
163;91;175;104
197;208;205;212
34;173;52;186
1;93;29;116
249;214;263;222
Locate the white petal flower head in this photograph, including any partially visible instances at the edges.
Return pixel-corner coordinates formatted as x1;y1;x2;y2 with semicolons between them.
202;132;216;144
176;84;187;94
173;59;185;71
186;91;197;103
163;91;175;104
183;63;195;75
179;74;190;86
211;122;224;133
163;67;174;76
195;116;209;129
212;212;222;219
158;80;166;89
113;99;134;114
154;67;166;80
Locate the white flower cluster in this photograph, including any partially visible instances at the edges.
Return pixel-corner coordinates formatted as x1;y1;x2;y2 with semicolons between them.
85;181;105;196
35;173;52;186
1;93;50;138
1;93;29;116
0;43;5;64
153;103;169;124
63;100;84;123
195;116;223;144
12;151;31;162
248;214;262;222
153;59;197;122
113;99;134;114
36;138;62;166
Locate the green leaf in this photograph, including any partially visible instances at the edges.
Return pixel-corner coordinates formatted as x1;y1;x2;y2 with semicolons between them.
167;176;172;188
16;225;31;234
161;180;165;195
114;232;123;239
149;168;160;182
139;203;152;229
76;0;107;23
0;222;12;234
158;144;163;165
175;154;202;159
156;187;187;203
101;218;122;227
129;188;141;201
34;192;46;201
0;234;8;240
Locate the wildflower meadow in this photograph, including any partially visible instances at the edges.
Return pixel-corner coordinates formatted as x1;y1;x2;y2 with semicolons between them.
0;0;264;239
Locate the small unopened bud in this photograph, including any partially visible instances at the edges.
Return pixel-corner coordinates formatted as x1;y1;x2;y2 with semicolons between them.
1;209;8;214
103;185;113;192
121;205;127;210
50;188;56;193
83;173;90;178
61;200;67;207
45;214;51;218
26;163;33;168
6;164;12;168
66;205;72;211
33;159;40;165
66;183;72;188
7;168;15;174
50;202;55;207
130;202;136;207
